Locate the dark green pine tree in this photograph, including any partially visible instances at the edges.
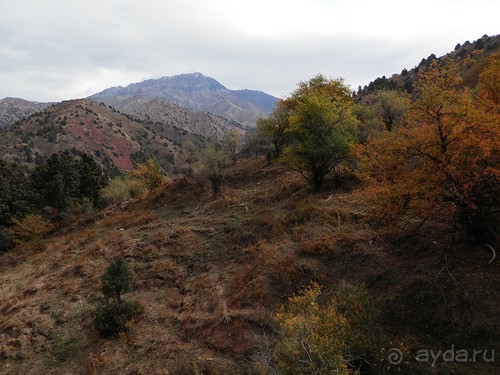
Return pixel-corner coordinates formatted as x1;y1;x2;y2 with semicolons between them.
0;159;34;226
94;256;142;338
78;153;108;205
31;151;80;210
101;256;133;303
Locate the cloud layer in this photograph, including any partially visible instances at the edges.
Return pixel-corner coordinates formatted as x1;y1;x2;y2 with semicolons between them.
1;0;498;101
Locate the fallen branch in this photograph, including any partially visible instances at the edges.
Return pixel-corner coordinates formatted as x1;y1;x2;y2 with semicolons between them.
335;210;341;231
486;244;496;264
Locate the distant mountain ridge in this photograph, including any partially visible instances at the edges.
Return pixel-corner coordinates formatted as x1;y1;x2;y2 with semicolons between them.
0;97;51;128
89;73;279;128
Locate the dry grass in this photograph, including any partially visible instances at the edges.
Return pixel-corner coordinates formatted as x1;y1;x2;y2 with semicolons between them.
0;157;498;374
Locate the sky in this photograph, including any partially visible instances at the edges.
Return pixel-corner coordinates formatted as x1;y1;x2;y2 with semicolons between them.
0;0;498;102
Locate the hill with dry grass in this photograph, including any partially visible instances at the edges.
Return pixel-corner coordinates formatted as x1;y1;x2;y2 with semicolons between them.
1;158;498;374
0;99;185;175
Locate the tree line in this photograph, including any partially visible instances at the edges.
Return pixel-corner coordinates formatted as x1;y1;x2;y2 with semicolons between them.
254;53;499;243
1;52;498;250
0;150;108;250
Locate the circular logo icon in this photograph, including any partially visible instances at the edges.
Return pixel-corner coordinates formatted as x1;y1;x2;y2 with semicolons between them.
387;348;404;365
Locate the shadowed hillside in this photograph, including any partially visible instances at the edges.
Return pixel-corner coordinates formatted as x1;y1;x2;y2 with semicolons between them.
0;158;498;374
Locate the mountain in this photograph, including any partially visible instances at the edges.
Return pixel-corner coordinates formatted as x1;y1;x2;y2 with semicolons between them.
0;97;51;129
89;73;279;128
0;99;184;175
99;97;244;141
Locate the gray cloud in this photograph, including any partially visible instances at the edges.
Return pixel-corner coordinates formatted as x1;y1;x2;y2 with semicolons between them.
0;0;498;101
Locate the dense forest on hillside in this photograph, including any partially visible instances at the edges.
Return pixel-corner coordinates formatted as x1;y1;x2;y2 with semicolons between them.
0;37;499;374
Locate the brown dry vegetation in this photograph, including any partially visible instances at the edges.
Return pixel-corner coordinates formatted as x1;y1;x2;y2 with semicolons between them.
0;157;498;374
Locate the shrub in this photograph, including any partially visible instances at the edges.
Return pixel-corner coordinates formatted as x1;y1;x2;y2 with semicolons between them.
94;256;142;338
100;176;147;210
0;228;14;253
93;300;142;338
101;256;133;303
132;158;165;190
9;214;54;244
275;282;349;374
197;145;231;196
274;281;390;374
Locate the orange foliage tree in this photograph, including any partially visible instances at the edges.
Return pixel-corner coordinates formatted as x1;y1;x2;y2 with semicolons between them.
359;58;499;242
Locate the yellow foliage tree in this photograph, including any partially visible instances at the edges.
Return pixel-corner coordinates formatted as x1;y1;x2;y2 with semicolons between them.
359;58;499;241
132;158;165;190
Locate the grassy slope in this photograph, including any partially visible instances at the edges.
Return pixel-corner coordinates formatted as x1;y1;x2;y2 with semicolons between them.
0;157;498;374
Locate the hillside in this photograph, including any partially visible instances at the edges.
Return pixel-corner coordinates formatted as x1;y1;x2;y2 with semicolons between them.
0;158;498;374
356;34;500;101
0;98;51;129
89;73;278;128
101;97;244;141
0;99;183;175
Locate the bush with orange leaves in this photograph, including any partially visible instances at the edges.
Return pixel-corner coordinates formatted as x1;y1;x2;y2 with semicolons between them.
9;213;54;246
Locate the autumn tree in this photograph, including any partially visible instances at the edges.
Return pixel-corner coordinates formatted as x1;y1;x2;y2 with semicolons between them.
281;75;358;192
256;100;293;158
360;59;499;241
372;89;411;131
477;52;500;109
223;129;241;165
132;158;165;190
198;145;231;195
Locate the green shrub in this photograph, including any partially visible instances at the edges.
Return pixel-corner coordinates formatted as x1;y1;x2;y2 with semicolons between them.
93;300;142;338
0;228;14;253
94;256;142;338
101;256;132;303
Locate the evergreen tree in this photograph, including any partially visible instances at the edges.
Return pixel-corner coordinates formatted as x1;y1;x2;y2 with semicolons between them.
0;159;34;226
101;256;132;303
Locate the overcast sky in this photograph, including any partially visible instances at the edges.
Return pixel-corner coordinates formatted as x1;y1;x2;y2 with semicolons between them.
1;0;498;102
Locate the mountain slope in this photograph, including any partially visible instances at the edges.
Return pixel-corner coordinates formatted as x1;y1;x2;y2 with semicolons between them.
356;34;500;101
99;97;244;141
0;99;182;174
0;97;51;129
89;73;278;128
0;158;497;374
